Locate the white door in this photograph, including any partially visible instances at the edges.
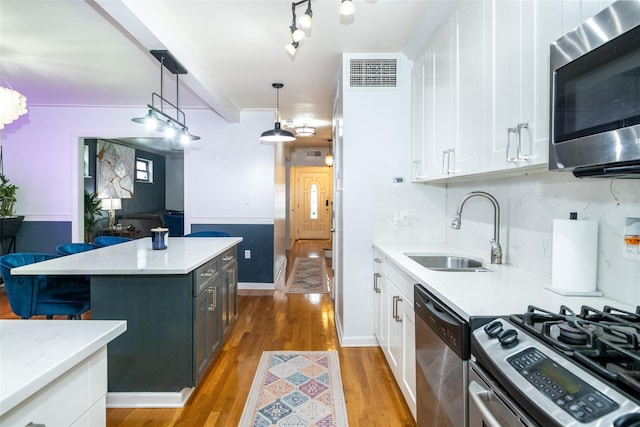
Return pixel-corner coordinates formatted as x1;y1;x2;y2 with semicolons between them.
292;167;332;240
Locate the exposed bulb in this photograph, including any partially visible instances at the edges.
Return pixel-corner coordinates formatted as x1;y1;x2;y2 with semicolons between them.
164;123;176;138
340;0;355;16
298;11;312;29
285;42;298;56
292;28;306;43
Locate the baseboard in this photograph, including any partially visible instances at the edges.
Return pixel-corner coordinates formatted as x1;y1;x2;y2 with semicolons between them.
106;388;194;408
239;282;275;290
334;314;378;347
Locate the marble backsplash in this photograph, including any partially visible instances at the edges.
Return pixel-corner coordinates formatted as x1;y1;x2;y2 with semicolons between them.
372;171;640;304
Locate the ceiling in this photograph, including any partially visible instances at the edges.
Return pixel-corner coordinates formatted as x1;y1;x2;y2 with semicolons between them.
0;0;453;151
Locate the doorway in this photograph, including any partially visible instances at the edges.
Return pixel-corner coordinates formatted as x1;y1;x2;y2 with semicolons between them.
290;166;332;242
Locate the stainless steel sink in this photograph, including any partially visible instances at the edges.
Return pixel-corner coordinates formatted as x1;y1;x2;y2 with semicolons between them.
404;254;491;272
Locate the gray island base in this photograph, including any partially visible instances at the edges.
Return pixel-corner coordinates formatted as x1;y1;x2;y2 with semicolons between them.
12;237;242;408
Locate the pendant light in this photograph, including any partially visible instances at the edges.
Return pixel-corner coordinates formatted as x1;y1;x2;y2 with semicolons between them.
260;83;296;143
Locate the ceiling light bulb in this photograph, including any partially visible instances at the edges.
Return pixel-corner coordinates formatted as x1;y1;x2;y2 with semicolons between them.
180;130;190;144
164;123;176;138
298;11;312;29
340;0;355;16
285;42;298;56
292;28;306;43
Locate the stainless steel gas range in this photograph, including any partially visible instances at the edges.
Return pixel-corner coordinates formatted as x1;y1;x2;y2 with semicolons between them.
469;304;640;427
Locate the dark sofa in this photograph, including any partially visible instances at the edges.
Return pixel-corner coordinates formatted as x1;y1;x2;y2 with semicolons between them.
118;210;184;237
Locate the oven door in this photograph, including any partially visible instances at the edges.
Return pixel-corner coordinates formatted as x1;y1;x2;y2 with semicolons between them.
468;361;538;427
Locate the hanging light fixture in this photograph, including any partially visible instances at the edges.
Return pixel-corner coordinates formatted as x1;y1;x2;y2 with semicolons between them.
131;50;200;143
0;86;27;129
295;125;316;137
340;0;356;16
260;83;296;143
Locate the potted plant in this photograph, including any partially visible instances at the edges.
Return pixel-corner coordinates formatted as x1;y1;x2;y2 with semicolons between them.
0;174;18;217
84;191;104;243
0;173;23;254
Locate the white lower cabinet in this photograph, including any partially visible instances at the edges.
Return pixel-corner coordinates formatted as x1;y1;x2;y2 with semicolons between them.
1;347;108;427
373;253;417;420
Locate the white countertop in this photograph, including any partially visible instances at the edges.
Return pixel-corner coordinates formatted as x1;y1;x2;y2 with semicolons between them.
0;320;127;416
11;237;242;275
374;242;635;320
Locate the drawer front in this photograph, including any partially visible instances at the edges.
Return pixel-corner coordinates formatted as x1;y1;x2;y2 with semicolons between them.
194;257;220;295
1;347;107;427
221;248;236;272
386;261;415;304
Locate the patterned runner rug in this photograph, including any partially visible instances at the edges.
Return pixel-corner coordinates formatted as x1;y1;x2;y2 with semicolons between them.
238;351;349;426
283;257;328;294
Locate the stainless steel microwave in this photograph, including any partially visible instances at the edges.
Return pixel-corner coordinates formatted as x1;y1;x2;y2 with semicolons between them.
550;0;640;178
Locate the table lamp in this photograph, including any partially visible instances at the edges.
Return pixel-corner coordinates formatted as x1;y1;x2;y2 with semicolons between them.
100;198;122;228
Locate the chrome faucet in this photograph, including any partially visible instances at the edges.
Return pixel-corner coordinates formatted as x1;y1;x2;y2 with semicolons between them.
451;191;502;264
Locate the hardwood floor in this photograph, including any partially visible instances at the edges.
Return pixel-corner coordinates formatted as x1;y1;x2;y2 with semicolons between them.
0;240;415;426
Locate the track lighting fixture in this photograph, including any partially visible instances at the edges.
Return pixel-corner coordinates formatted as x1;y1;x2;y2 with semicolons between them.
131;50;200;143
260;83;296;143
284;0;355;56
284;0;313;56
340;0;355;16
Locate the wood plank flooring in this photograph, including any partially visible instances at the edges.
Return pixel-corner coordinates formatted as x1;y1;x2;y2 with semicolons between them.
0;240;415;426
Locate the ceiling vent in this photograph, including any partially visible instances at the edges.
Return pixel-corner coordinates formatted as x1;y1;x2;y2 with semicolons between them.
306;150;323;158
348;58;397;88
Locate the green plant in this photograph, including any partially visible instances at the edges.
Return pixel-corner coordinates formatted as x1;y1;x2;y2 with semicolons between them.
0;174;18;217
84;191;104;243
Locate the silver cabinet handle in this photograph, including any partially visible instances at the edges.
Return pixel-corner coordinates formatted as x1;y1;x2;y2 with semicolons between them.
373;257;382;263
208;287;217;311
373;273;382;293
468;381;502;427
392;296;403;322
200;269;216;278
222;255;234;262
506;126;519;163
442;150;450;175
516;122;530;161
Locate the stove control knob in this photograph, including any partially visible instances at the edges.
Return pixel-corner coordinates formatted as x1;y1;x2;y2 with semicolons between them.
498;329;518;348
484;320;503;338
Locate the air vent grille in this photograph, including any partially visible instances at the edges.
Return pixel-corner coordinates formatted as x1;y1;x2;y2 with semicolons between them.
349;58;397;88
306;150;322;158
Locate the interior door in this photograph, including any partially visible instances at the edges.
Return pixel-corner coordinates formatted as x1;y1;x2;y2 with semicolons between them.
292;167;332;240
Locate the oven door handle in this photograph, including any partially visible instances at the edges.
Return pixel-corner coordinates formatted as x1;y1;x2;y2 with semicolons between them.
468;380;503;427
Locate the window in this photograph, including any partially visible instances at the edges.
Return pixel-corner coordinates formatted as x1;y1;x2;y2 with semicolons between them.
136;158;153;183
310;183;318;220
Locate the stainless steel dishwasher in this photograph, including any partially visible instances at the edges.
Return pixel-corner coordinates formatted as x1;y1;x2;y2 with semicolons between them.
414;283;470;427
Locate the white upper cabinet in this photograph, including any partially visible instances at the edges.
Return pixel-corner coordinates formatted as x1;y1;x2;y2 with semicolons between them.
455;0;488;176
410;0;600;182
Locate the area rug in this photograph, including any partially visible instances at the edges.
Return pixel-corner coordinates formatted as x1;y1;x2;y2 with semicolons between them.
238;351;349;427
283;257;328;294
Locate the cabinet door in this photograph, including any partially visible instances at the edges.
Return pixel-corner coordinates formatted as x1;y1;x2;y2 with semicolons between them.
221;272;229;337
373;256;384;341
402;302;417;420
386;281;404;377
227;264;238;322
195;284;220;384
428;19;456;179
489;0;532;171
411;53;427;180
455;0;487;176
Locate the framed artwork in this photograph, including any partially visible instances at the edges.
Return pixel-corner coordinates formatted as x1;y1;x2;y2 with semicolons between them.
96;140;134;198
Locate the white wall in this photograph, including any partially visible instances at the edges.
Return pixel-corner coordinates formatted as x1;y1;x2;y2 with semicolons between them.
339;53;413;345
3;106;277;248
184;110;275;226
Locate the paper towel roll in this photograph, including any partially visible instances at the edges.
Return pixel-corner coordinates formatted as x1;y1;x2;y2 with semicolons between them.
550;219;599;295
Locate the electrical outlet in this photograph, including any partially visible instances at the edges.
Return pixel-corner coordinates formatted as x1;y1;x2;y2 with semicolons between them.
244;250;251;259
393;210;409;226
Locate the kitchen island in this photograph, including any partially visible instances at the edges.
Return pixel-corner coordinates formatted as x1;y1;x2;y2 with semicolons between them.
12;236;242;408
